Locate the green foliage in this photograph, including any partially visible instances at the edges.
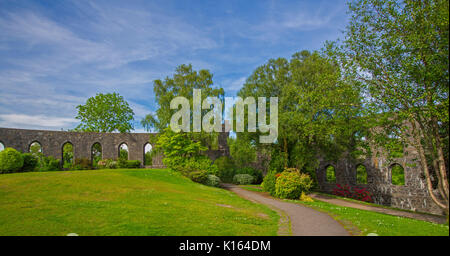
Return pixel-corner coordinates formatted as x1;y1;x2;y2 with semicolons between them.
21;153;38;172
29;142;42;155
391;164;405;186
141;64;224;132
262;170;278;196
119;148;128;160
72;158;92;170
91;143;102;165
156;128;207;162
205;174;221;187
62;143;73;167
326;166;336;183
239;50;362;180
235;167;262;184
97;159;118;169
144;152;152;165
356;165;368;184
126;160;141;169
187;170;208;184
233;174;255;185
214;156;236;183
275;168;312;199
75;92;135;133
0;148;24;173
330;0;449;209
37;156;61;172
228;136;256;168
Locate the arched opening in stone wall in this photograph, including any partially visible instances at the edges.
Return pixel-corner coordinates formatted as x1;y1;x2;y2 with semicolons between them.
0;141;4;152
118;143;128;160
62;142;74;168
325;165;336;183
91;142;102;165
391;163;405;186
144;143;152;166
29;141;42;155
356;164;368;184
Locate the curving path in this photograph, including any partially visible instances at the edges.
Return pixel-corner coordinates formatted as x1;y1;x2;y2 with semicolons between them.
223;184;350;236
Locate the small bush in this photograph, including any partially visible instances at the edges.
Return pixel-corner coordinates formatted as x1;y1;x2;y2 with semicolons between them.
0;148;24;173
22;153;38;172
300;192;314;202
233;174;255;185
106;159;118;169
73;158;92;170
38;156;61;172
206;174;221;187
333;184;373;202
235;167;263;184
126;160;141;168
275;169;312;199
187;170;208;184
262;170;278;196
215;156;235;183
118;158;128;168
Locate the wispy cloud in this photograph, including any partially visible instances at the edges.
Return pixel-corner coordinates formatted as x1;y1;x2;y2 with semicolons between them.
0;0;348;131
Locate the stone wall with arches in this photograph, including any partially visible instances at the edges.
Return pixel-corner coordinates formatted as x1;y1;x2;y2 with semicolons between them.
0;127;165;168
316;146;444;215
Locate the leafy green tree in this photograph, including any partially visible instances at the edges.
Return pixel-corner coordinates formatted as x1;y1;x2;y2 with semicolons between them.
227;135;256;168
141;64;223;132
75;92;135;133
238;50;362;175
330;0;449;213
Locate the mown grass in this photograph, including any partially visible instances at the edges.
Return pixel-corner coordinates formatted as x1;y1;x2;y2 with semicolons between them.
238;185;449;236
0;169;278;236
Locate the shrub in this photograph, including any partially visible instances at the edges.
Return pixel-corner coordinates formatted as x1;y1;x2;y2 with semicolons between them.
106;159;117;169
262;170;278;196
215;156;236;183
22;153;38;172
183;157;218;175
275;169;312;199
38;156;61;172
233;174;255;185
300;192;314;202
118;158;128;168
206;174;221;187
126;160;141;168
73;158;92;170
235;167;263;184
187;170;208;184
0;148;24;173
333;184;373;202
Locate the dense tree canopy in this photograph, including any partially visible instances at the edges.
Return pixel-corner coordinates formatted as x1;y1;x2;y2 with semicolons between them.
75;92;135;133
329;0;449;212
238;50;363;174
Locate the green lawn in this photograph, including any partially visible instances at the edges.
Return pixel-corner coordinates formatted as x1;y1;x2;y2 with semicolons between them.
0;169;278;236
238;185;449;236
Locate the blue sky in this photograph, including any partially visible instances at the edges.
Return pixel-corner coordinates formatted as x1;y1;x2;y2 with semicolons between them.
0;0;349;132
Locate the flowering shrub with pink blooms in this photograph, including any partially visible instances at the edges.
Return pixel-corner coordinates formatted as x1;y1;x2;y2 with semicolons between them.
333;184;373;202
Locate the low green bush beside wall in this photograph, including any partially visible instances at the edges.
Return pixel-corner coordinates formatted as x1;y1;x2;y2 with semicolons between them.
0;148;24;173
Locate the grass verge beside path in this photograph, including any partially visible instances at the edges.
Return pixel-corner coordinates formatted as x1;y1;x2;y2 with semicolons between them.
238;185;449;236
0;169;278;236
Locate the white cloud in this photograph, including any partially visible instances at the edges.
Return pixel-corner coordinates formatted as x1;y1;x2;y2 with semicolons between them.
0;114;78;130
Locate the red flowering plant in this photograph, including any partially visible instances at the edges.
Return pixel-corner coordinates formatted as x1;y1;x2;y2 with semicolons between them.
333;184;373;202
